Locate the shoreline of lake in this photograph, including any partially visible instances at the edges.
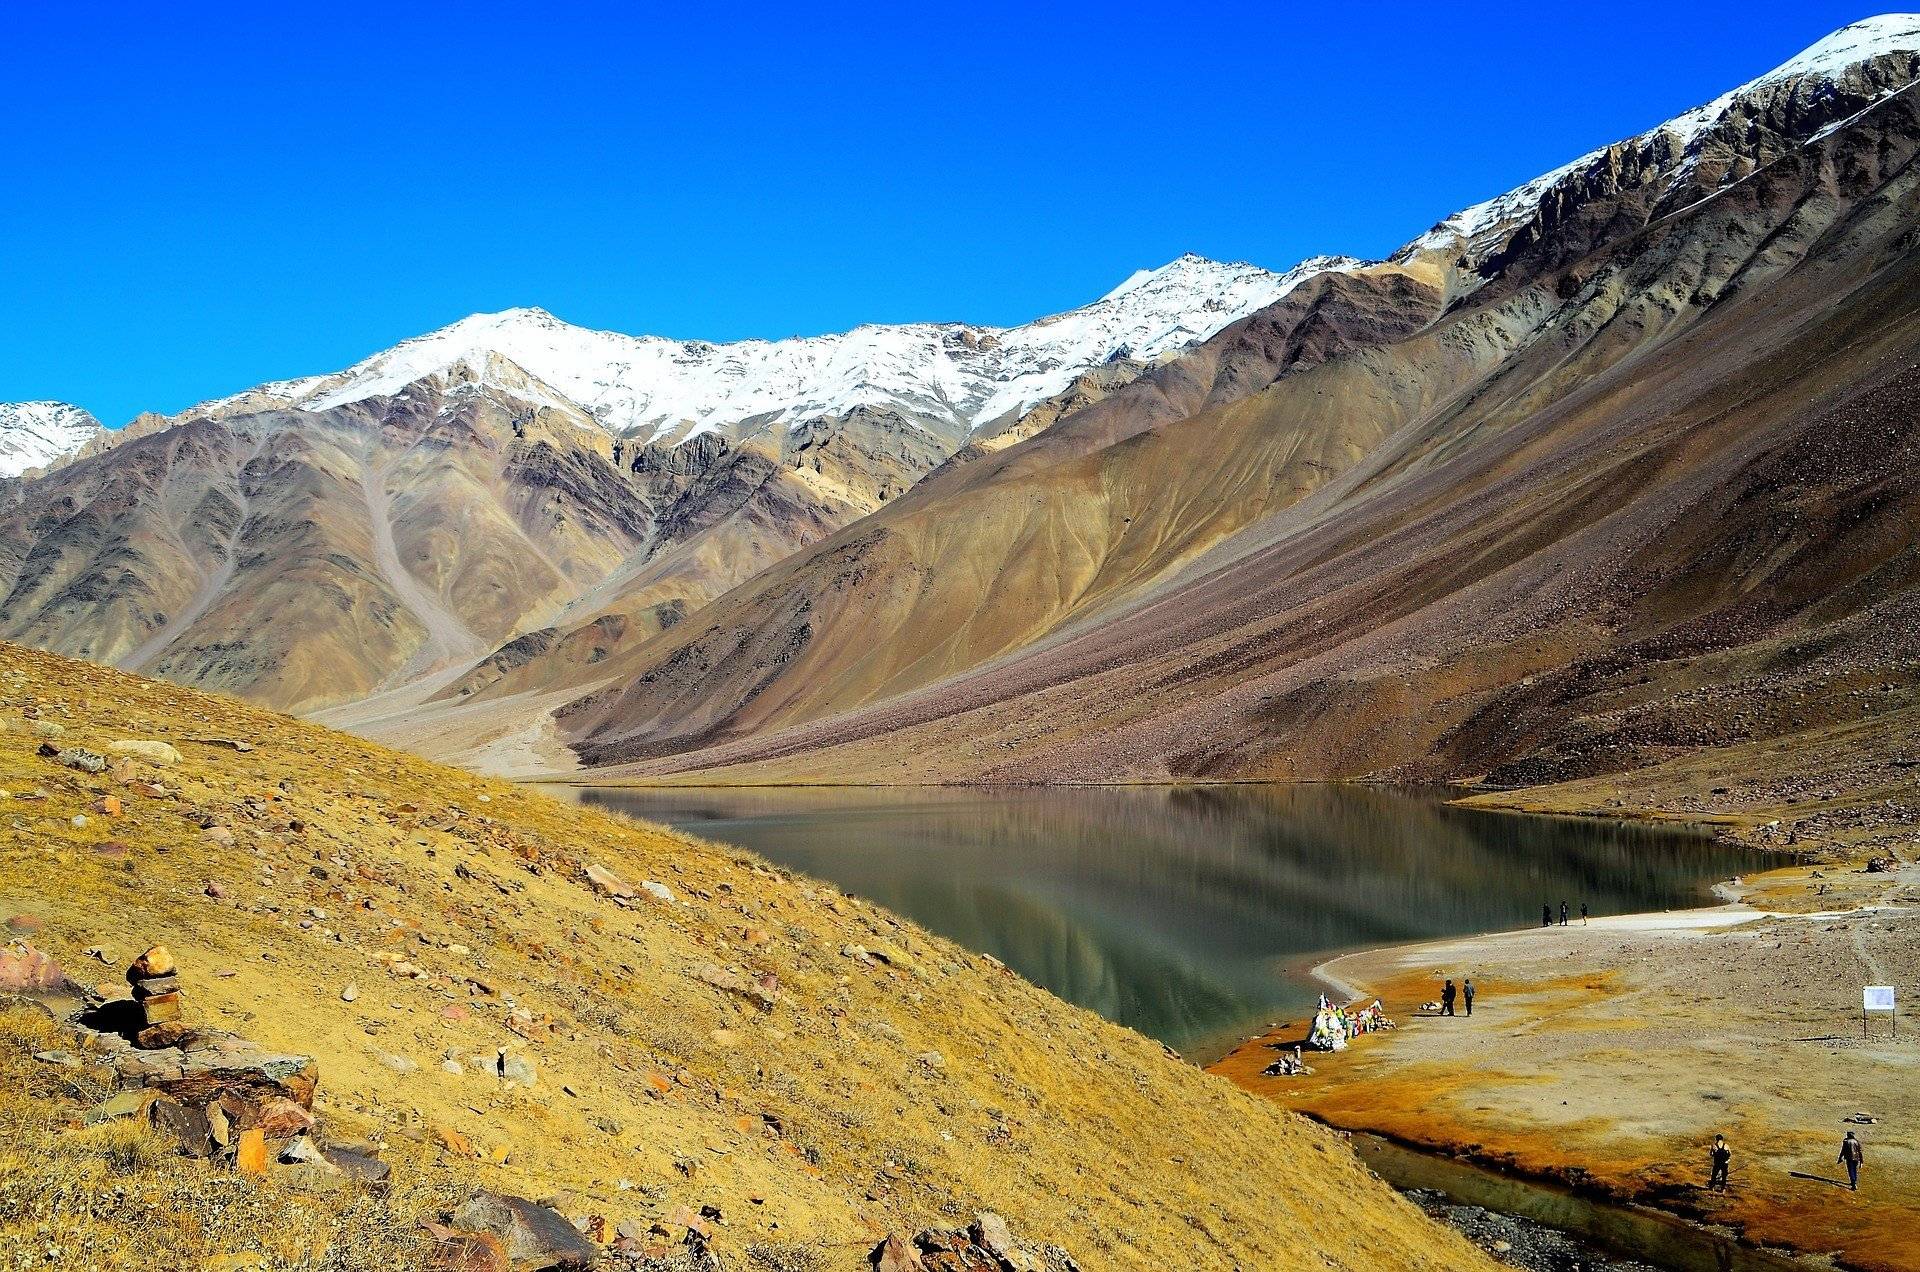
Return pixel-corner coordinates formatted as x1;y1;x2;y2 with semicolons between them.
1209;854;1920;1271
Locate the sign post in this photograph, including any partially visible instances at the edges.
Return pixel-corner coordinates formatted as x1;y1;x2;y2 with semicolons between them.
1864;986;1896;1039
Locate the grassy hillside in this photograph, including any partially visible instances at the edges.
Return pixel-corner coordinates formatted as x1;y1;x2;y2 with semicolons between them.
0;641;1484;1269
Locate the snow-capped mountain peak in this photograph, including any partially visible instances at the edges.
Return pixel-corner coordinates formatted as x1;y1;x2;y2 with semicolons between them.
0;402;104;478
189;255;1352;445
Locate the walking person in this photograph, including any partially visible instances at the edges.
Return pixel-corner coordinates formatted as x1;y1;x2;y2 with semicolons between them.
1560;900;1569;927
1441;979;1457;1017
1840;1131;1864;1191
1463;977;1476;1017
1580;901;1589;925
1543;904;1553;928
1708;1135;1731;1191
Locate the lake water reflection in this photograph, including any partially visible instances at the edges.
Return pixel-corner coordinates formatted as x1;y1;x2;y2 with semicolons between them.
571;784;1760;1058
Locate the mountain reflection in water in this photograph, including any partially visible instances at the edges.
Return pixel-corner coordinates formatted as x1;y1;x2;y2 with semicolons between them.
572;784;1760;1057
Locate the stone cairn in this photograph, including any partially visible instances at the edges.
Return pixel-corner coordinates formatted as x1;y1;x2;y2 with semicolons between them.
128;944;187;1047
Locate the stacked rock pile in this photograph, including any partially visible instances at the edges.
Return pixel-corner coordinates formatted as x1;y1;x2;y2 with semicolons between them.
128;944;186;1047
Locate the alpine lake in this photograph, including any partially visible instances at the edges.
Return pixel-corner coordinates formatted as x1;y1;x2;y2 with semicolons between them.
569;783;1762;1061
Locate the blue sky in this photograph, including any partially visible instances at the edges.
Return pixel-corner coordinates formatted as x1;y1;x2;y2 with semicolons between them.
0;1;1885;424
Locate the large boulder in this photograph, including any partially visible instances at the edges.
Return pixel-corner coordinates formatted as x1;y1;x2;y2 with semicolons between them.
107;739;182;766
450;1191;599;1270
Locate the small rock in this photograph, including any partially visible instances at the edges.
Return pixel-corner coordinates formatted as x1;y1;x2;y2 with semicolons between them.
341;984;359;1003
31;720;66;739
55;748;107;774
499;1050;537;1087
279;1135;331;1167
128;945;177;980
380;1052;419;1074
873;1234;925;1272
136;1021;199;1050
640;880;676;903
583;863;635;899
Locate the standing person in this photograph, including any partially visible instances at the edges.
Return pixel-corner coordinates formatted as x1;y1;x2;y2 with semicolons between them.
1560;900;1569;927
1839;1131;1864;1190
1441;979;1457;1017
1463;978;1476;1017
1581;901;1589;925
1543;904;1554;928
1708;1135;1731;1191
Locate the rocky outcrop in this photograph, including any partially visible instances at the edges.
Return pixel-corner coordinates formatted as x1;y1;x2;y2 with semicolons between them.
871;1214;1079;1272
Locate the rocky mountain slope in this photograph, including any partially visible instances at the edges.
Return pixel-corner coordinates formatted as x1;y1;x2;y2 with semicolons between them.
9;18;1920;827
545;17;1920;827
0;401;102;477
0;640;1488;1269
0;259;1309;715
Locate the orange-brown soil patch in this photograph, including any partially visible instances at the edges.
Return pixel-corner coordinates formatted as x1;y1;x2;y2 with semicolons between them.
1210;874;1920;1271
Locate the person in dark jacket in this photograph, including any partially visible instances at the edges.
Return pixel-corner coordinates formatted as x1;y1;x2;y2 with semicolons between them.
1441;979;1457;1017
1560;900;1569;926
1463;978;1476;1016
1840;1131;1864;1190
1709;1135;1731;1190
1543;904;1553;928
1581;901;1590;925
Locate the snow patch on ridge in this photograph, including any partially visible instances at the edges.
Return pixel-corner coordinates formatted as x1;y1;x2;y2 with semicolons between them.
0;402;104;477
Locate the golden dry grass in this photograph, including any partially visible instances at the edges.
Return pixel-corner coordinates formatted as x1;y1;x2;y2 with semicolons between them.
0;1003;460;1270
0;641;1486;1270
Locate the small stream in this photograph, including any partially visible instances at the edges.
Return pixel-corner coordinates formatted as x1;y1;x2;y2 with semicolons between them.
1352;1134;1813;1271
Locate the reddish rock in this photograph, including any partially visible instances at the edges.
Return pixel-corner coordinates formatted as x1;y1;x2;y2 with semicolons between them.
427;1232;509;1272
240;1095;316;1138
0;943;70;994
4;914;43;936
874;1234;926;1272
135;1021;200;1050
91;795;122;817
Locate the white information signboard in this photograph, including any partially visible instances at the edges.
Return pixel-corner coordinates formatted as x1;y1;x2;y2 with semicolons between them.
1864;985;1897;1038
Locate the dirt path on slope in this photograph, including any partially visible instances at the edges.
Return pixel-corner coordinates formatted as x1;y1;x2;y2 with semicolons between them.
1210;860;1920;1271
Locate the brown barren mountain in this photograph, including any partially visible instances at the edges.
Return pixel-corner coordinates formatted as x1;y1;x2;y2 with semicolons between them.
555;47;1920;839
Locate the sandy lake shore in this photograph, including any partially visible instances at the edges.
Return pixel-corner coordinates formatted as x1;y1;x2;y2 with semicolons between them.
1210;853;1920;1271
